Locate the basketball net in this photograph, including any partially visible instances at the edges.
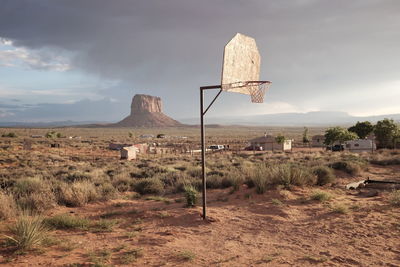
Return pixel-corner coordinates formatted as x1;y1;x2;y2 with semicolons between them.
221;81;271;103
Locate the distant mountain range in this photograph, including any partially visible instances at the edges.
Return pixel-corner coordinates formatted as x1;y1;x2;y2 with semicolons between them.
0;111;399;127
180;111;400;126
0;120;108;128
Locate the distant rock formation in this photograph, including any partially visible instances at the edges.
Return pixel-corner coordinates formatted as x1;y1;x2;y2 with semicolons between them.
113;94;182;127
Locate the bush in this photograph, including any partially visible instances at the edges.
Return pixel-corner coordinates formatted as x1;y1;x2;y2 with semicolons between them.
5;215;48;250
133;178;164;195
330;161;361;176
249;164;316;193
0;191;18;220
1;132;17;138
98;182;117;200
170;173;201;193
65;171;91;182
389;190;400;206
331;204;349;214
310;190;332;202
184;185;197;207
112;176;132;192
313;166;336;186
370;158;400;166
44;214;90;230
13;177;57;212
206;175;223;189
251;165;270;194
56;181;99;207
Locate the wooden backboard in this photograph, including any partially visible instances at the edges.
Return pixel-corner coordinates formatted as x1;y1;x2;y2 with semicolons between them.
221;33;260;94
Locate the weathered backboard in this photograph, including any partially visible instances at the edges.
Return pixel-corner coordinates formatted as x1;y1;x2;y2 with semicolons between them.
221;33;260;94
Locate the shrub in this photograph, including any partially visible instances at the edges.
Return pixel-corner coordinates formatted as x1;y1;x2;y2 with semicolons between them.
0;191;18;220
65;171;91;182
370;158;400;166
1;132;17;138
57;181;99;207
98;182;117;200
184;185;197;207
13;177;56;212
229;173;244;192
121;248;143;264
5;215;48;250
186;166;203;178
251;165;270;194
331;204;349;214
133;178;164;195
44;214;90;230
313;166;336;186
330;161;361;176
169;173;202;193
206;175;223;189
112;176;132;192
310;190;332;202
250;164;316;192
177;250;196;261
389;190;400;206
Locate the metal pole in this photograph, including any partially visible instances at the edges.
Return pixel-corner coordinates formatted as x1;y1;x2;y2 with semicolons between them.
200;88;206;220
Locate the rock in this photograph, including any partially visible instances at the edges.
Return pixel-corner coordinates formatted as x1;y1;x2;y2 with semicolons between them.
131;94;162;113
113;94;182;127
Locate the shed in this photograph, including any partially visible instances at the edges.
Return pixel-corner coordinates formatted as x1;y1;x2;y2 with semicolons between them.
311;135;325;147
120;146;137;160
344;139;376;153
249;135;292;151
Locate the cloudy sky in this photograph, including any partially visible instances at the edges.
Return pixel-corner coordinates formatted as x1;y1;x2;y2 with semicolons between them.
0;0;399;122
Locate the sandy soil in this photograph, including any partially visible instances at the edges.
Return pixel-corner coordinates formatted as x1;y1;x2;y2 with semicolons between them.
1;165;399;267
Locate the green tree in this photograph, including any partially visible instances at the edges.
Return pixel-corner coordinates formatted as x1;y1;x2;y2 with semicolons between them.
324;127;358;145
275;134;285;144
302;127;310;144
45;131;57;138
1;132;17;138
348;121;374;139
374;118;399;149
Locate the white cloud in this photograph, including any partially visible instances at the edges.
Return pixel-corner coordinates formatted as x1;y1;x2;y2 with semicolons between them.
0;39;70;71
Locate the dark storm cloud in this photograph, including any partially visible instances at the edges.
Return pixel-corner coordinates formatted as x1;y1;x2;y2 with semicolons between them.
0;0;399;118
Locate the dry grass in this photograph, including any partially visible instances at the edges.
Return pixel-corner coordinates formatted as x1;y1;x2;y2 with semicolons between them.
0;191;18;220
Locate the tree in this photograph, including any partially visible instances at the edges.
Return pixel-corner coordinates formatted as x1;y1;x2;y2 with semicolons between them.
45;131;57;138
348;121;374;139
275;134;285;145
374;118;399;149
302;127;310;144
324;127;358;145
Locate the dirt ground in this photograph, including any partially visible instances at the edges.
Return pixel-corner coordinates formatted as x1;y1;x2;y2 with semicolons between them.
1;165;399;267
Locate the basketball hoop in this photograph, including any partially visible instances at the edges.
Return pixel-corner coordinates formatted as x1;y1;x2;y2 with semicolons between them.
199;33;272;220
221;81;272;103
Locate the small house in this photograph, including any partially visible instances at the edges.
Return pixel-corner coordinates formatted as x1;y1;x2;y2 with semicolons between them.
120;146;137;160
249;135;292;151
344;139;376;153
311;135;325;147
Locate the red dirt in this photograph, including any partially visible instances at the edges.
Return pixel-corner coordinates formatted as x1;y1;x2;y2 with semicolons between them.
1;166;399;267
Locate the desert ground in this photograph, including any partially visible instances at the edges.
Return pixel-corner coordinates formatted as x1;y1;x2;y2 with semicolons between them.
0;127;399;266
